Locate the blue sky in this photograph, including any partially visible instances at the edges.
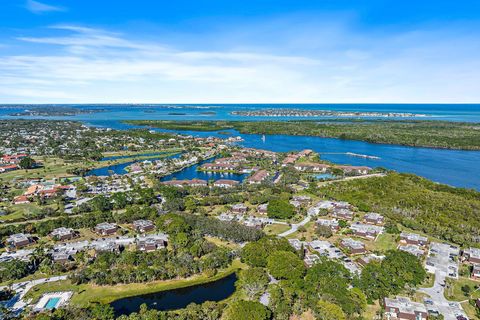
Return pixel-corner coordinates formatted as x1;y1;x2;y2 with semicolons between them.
0;0;479;103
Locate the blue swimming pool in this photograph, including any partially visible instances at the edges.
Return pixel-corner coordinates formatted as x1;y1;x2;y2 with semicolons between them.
44;297;60;310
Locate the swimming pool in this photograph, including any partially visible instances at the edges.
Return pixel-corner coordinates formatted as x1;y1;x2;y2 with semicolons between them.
44;297;61;310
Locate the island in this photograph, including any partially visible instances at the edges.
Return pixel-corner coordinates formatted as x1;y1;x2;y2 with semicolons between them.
231;108;428;118
123;119;480;150
8;106;103;117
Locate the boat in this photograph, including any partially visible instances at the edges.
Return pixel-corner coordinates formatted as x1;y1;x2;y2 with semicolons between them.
346;152;380;160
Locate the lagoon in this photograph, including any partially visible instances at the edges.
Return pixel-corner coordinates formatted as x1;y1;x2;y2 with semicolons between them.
110;273;237;317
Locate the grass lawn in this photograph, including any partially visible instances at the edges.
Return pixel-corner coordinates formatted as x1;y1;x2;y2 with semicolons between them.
264;223;291;235
445;277;480;301
461;301;479;319
363;301;381;320
25;259;246;306
366;233;398;253
204;236;241;250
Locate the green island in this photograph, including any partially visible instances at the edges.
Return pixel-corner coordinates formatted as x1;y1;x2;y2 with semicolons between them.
124;119;480;150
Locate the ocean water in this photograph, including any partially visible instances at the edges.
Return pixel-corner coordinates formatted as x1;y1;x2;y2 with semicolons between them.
1;104;479;189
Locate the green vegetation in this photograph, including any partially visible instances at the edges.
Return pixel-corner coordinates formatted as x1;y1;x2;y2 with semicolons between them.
223;300;271;320
266;251;306;280
124;119;480;150
320;172;480;246
267;199;296;220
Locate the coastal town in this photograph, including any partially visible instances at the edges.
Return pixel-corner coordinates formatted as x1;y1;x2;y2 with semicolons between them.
0;119;478;320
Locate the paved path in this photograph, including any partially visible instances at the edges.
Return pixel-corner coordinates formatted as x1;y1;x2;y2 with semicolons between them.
278;215;311;237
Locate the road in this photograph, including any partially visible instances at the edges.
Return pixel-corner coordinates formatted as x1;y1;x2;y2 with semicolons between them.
420;270;466;320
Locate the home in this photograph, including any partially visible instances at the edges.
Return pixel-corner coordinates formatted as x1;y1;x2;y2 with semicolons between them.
13;195;30;204
398;244;425;258
304;254;320;267
247;169;269;184
472;264;480;279
6;233;32;251
50;227;76;241
364;212;385;225
357;254;384;267
316;218;340;231
231;203;248;214
257;203;268;215
336;165;371;175
0;165;18;173
136;234;168;252
213;179;239;188
332;208;354;220
400;232;429;247
94;222;118;236
133;219;155;233
340;238;366;255
201;162;238;171
52;251;72;264
293;163;329;173
383;296;428;320
463;247;480;264
288;239;305;251
350;222;384;239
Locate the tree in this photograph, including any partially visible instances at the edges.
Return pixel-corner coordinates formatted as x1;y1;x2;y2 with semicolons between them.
238;268;269;300
90;195;112;212
241;236;295;267
267;251;306;280
267;199;295;220
315;225;333;238
315;300;346;320
223;300;271;320
89;303;115;320
19;156;35;169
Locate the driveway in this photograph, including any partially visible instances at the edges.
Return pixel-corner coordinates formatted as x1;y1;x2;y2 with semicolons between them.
279;215;311;237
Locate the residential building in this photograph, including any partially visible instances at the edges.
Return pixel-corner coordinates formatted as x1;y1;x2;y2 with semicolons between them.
350;222;384;239
257;203;268;214
464;247;480;264
133;219;155;233
136;234;168;252
94;222;118;236
340;238;366;254
364;212;385;225
6;233;32;250
213;179;239;188
50;227;76;241
231;203;248;214
247;169;269;184
332;208;354;220
399;244;425;258
316;218;340;231
383;296;428;320
400;232;429;247
472;264;480;279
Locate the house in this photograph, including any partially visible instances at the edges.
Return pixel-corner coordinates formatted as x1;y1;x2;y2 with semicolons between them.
52;251;72;264
294;163;330;173
304;254;320;267
400;232;429;247
350;222;384;239
399;244;425;258
133;220;155;233
332;208;354;220
247;170;269;184
0;165;18;173
201;163;238;171
136;234;168;252
316;218;340;231
364;212;385;225
6;233;32;250
357;254;384;267
50;227;76;241
288;239;305;251
257;203;268;215
336;165;371;175
340;238;366;255
13;195;30;204
213;179;239;188
463;247;480;264
471;264;480;279
383;296;428;320
231;203;248;214
162;179;208;187
94;222;118;236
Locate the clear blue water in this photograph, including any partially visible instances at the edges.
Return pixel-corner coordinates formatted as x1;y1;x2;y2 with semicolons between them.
2;104;479;189
110;273;237;317
100;152;169;162
159;157;248;182
44;297;60;310
314;173;336;180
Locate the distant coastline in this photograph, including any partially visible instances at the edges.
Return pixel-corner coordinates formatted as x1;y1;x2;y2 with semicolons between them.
231;108;429;118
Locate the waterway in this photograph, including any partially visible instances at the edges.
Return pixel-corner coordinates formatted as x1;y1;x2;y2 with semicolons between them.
110;273;237;317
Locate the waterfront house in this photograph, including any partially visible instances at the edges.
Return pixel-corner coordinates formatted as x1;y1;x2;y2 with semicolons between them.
383;296;428;320
294;163;329;173
94;222;118;236
336;165;371;175
213;179;239;188
133;219;155;233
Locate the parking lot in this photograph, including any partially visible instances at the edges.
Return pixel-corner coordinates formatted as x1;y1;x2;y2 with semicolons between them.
425;242;460;278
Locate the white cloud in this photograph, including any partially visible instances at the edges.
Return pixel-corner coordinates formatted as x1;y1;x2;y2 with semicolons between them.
1;23;479;103
25;0;65;14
